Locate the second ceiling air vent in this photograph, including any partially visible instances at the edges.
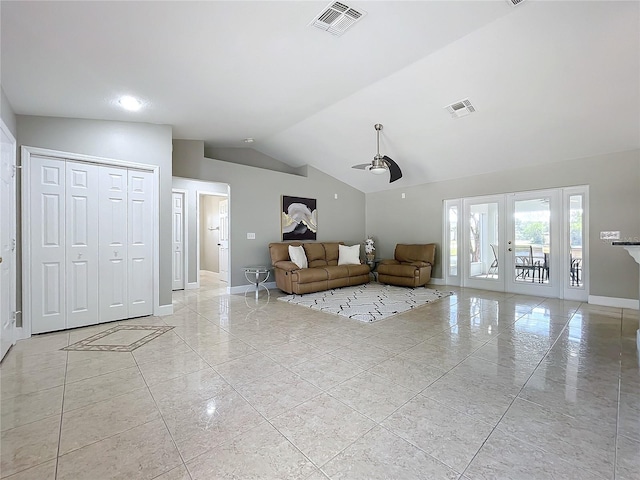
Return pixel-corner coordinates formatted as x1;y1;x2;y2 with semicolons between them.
310;2;366;37
445;99;477;119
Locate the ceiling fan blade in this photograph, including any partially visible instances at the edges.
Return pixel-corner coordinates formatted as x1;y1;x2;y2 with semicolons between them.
351;163;371;170
383;155;402;183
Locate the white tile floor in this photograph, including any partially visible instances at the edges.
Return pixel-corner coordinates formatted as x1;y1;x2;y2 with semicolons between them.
1;277;638;479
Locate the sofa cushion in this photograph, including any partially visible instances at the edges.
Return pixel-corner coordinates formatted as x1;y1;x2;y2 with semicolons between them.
338;244;361;265
323;265;351;279
346;264;371;276
288;245;308;269
377;263;421;277
323;243;341;266
395;244;435;265
304;243;327;268
295;267;328;284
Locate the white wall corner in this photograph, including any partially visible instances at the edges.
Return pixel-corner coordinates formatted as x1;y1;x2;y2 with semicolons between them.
154;304;174;316
588;295;639;310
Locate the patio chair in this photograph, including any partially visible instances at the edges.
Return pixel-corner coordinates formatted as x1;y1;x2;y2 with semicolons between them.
488;244;499;277
515;245;536;282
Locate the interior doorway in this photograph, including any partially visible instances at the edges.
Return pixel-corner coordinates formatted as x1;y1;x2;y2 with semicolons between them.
197;191;228;288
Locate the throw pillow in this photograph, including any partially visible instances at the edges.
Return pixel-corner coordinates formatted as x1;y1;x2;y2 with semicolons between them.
338;244;361;265
288;245;308;269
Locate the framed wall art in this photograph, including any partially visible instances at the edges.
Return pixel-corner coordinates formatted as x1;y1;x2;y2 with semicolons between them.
281;195;317;241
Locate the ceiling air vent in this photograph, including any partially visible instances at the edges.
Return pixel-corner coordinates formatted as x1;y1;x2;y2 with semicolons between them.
310;2;366;36
445;99;476;119
505;0;526;6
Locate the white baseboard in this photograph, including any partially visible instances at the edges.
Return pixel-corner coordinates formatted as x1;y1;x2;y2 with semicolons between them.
186;282;199;290
228;281;277;295
14;326;27;341
428;278;446;286
588;295;639;310
154;304;174;316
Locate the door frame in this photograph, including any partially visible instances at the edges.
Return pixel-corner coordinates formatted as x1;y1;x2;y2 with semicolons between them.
444;186;589;300
196;189;229;288
21;146;160;338
171;189;188;291
0;119;17;353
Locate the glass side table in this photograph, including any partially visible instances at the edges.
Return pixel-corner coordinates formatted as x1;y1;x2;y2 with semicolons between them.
242;266;271;300
366;258;382;282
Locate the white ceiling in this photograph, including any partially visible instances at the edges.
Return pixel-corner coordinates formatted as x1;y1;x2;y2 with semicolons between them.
2;1;639;193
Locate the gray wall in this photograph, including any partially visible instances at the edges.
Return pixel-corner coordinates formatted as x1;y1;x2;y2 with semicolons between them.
1;86;17;137
366;149;640;300
17;115;174;313
200;195;223;274
172;176;228;284
203;146;304;176
173;140;367;288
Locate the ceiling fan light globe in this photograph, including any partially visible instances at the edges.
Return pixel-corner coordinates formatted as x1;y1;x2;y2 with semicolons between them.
370;166;387;175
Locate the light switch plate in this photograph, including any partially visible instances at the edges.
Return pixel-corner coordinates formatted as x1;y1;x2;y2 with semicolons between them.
247;233;256;240
600;231;620;240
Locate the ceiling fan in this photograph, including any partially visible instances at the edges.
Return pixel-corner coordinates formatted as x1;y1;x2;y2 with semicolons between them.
352;123;402;183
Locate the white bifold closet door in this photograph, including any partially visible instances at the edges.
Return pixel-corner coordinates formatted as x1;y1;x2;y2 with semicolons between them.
30;157;153;334
98;166;129;323
66;161;99;329
127;169;154;318
30;156;67;333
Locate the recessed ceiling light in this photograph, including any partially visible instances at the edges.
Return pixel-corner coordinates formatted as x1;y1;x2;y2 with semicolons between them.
244;138;255;143
118;95;142;111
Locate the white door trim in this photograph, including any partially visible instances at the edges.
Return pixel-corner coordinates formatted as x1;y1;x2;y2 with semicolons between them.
21;146;161;337
171;189;188;290
0;119;17;353
196;189;229;290
445;186;589;300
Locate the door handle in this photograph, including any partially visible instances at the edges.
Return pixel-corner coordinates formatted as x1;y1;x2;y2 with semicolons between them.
0;257;2;263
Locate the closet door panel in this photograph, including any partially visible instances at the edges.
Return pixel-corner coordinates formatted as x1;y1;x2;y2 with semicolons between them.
127;169;153;318
66;162;99;328
99;166;128;322
30;156;66;333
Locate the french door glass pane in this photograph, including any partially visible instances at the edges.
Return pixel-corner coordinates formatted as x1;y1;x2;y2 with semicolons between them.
449;206;458;276
513;198;550;284
569;195;583;287
469;202;499;279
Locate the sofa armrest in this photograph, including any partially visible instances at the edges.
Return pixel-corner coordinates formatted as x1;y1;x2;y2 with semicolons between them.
274;260;300;272
379;259;400;266
405;261;431;268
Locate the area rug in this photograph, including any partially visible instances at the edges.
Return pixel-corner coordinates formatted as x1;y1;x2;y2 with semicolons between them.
277;283;451;322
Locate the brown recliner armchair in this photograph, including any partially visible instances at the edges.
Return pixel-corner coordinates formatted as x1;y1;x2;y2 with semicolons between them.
377;244;436;287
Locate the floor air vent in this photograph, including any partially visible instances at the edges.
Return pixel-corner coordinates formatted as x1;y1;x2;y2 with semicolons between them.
445;99;477;118
310;2;366;36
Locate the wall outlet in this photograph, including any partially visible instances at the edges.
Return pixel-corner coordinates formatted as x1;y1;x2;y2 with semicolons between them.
600;231;620;240
247;232;256;240
401;193;406;199
334;193;338;199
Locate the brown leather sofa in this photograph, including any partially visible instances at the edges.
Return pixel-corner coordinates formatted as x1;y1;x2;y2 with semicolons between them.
377;244;436;287
269;242;370;294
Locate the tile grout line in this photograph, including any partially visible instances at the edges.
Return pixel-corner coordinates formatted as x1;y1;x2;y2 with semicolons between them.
458;304;581;478
53;337;69;480
612;309;624;480
131;349;194;480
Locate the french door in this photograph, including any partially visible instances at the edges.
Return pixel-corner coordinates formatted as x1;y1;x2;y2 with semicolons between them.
445;187;588;300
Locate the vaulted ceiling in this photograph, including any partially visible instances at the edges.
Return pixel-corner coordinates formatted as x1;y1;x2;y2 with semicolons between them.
2;1;638;192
